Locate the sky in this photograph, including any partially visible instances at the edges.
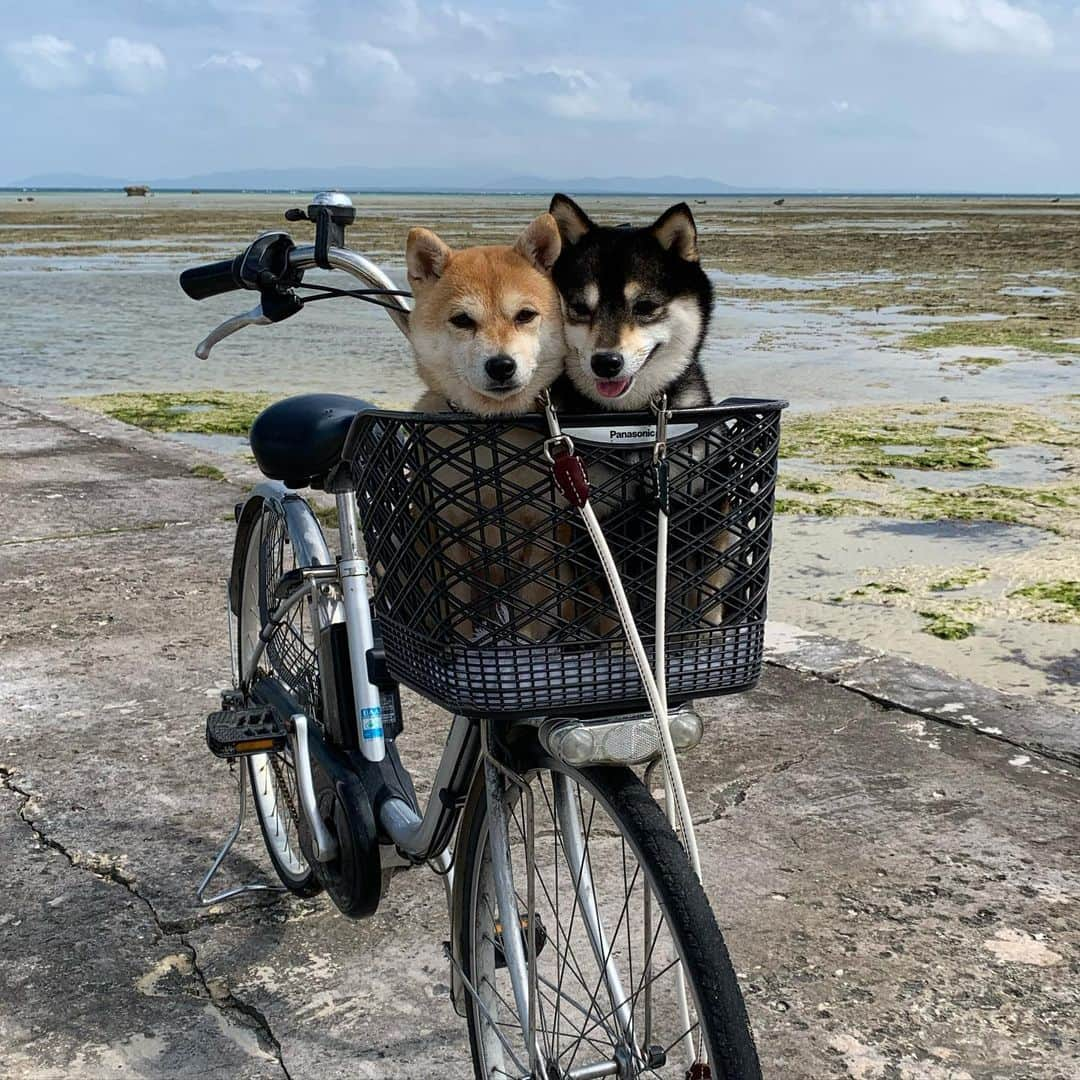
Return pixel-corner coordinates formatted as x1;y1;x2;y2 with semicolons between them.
2;0;1079;190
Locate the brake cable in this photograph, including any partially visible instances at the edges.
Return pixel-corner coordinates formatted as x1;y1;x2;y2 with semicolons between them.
294;282;413;313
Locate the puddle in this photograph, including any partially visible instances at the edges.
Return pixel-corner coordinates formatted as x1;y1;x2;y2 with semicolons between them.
999;286;1069;298
881;443;929;457
782;445;1072;493
884;445;1072;490
792;218;959;232
711;268;900;293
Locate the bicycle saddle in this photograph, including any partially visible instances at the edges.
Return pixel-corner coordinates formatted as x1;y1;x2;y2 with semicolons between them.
249;393;371;489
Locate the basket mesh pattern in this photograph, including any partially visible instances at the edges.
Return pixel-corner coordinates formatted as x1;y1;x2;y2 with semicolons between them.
344;400;784;717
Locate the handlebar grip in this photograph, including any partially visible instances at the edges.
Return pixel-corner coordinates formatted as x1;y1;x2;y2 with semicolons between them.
180;255;244;301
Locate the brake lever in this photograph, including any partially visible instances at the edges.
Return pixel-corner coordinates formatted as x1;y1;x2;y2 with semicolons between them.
195;303;269;360
193;288;304;360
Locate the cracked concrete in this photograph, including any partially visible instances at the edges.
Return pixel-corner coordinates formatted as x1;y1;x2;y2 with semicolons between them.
1;393;1078;1079
0;765;290;1079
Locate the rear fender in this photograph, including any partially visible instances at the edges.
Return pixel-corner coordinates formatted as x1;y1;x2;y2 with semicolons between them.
228;481;336;615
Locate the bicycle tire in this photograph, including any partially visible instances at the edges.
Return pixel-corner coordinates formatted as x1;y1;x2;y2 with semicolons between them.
454;757;761;1079
235;502;323;898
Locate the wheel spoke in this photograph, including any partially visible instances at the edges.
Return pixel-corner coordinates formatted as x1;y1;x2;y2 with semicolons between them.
239;508;317;889
464;767;737;1078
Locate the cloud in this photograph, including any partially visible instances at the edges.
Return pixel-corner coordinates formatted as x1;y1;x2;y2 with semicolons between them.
202;50;263;73
281;63;314;95
460;66;656;124
858;0;1054;56
102;37;168;93
5;33;167;94
336;41;416;102
199;50;313;95
721;97;780;130
440;3;496;39
6;34;88;90
379;0;427;38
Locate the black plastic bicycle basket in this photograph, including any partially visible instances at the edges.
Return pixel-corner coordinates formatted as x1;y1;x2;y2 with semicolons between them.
343;398;785;718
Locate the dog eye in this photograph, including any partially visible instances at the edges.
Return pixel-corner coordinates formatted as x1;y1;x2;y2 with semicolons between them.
514;309;538;325
633;300;662;318
569;301;592;319
449;312;476;330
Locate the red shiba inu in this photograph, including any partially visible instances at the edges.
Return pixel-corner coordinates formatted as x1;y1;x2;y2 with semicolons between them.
406;214;565;416
404;214;569;641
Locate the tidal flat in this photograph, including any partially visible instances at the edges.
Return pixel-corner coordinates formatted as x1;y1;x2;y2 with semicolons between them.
1;191;1077;706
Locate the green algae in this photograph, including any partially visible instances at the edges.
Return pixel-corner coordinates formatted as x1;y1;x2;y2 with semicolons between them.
775;481;1080;536
781;409;996;471
74;391;272;436
783;477;834;494
918;611;976;640
1008;580;1080;615
189;463;226;481
837;581;909;602
939;355;1005;374
929;567;990;592
903;484;1079;533
774;496;881;517
901;320;1080;355
780;403;1080;476
864;582;908;594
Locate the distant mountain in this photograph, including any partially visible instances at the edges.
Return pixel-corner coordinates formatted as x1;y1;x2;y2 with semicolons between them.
6;166;748;195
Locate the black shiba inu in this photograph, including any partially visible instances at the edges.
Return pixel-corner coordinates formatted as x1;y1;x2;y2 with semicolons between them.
548;193;714;412
548;194;732;627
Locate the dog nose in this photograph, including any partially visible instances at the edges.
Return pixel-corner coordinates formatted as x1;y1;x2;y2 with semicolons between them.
484;354;517;383
591;352;624;378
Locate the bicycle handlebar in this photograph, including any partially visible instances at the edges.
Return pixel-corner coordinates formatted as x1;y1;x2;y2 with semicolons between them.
180;255;245;300
183;235;411;359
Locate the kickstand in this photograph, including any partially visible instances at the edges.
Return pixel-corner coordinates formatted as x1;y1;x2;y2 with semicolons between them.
196;761;288;906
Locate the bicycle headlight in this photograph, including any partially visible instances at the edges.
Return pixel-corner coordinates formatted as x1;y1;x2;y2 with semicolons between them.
541;707;704;767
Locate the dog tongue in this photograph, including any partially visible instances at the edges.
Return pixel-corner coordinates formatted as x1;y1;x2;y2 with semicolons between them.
596;377;630;399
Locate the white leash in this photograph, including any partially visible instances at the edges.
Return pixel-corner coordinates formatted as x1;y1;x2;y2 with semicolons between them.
540;393;702;880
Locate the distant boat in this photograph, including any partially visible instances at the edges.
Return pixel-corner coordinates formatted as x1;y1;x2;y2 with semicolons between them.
124;185;150;197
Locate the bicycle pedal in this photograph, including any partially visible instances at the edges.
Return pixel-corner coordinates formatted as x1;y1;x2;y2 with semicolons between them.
205;705;288;759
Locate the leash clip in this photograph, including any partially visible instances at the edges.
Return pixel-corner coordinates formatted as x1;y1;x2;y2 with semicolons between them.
650;393;670;464
649;394;671;514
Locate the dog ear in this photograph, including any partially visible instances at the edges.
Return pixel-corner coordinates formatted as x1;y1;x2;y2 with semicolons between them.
406;227;452;285
549;193;594;246
514;213;562;274
650;203;699;261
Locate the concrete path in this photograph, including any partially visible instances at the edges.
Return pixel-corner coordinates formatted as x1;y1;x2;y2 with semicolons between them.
1;392;1077;1080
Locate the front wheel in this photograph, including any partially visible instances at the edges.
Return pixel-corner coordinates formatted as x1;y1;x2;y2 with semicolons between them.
455;756;761;1080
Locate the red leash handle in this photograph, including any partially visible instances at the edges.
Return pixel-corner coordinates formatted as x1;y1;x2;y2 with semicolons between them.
551;449;590;509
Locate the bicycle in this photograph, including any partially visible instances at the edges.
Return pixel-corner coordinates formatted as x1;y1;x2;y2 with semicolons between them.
184;191;784;1079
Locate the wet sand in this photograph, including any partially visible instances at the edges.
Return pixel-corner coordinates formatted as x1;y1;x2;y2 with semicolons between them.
1;192;1077;708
